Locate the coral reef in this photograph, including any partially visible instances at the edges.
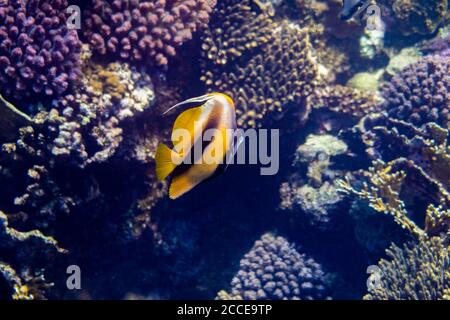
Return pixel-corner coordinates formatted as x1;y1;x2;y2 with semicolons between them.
390;0;448;36
280;135;349;226
0;0;448;302
381;55;450;130
83;0;216;66
0;0;81;100
385;47;422;77
202;19;318;128
219;233;331;300
0;210;65;299
0;94;32;142
53;50;155;166
339;117;450;241
201;0;274;66
312;85;381;119
365;237;450;300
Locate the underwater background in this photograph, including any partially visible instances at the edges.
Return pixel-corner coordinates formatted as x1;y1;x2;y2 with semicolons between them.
0;0;449;300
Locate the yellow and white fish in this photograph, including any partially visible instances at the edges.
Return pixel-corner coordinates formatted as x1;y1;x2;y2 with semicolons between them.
156;92;241;199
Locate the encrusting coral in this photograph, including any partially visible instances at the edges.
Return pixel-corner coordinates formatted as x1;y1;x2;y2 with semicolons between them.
364;237;450;300
83;0;216;66
218;233;331;300
0;0;81;100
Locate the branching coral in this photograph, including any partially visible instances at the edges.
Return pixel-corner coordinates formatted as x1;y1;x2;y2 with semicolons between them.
364;237;450;300
202;18;318;128
382;55;450;130
338;115;450;245
0;0;81;100
83;0;216;66
218;233;331;300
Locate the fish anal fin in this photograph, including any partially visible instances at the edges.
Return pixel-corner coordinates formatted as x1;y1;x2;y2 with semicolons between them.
155;143;180;181
169;174;196;200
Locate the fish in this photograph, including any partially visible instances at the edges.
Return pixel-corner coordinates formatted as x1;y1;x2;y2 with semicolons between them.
339;0;371;21
155;92;241;199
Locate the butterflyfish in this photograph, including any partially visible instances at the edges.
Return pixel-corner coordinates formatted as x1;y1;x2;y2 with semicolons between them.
155;93;241;199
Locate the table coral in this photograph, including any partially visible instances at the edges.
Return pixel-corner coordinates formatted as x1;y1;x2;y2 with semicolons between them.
219;233;331;300
364;237;450;300
0;0;81;100
83;0;216;66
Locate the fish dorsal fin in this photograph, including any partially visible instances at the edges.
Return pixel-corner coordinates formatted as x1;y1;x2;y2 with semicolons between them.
163;94;212;115
171;106;204;154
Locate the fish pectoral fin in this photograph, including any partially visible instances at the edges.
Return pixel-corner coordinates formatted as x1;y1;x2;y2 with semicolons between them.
224;130;244;171
172;106;203;152
155;143;180;181
169;174;195;200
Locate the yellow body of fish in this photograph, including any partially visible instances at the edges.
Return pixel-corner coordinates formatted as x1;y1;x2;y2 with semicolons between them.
156;93;238;199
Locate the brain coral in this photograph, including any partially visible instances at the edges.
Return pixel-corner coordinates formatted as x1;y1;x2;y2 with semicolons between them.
365;237;450;300
83;0;216;66
0;0;81;100
221;233;330;300
382;55;450;130
202;21;318;128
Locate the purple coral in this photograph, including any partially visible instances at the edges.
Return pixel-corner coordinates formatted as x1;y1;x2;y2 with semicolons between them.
83;0;216;66
0;0;81;100
228;233;330;300
382;55;450;129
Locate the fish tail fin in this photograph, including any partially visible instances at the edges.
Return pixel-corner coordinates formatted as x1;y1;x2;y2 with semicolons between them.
155;143;178;181
169;175;195;200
